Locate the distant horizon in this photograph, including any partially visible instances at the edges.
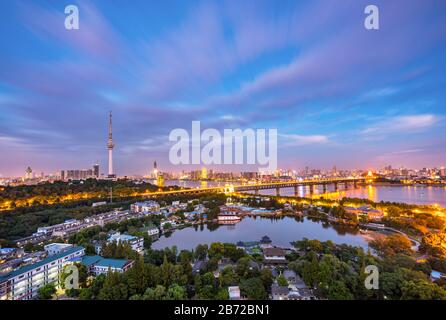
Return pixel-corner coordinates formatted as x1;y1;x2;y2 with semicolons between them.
1;1;446;177
1;162;445;180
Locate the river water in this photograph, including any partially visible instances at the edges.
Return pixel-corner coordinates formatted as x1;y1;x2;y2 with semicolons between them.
160;180;446;207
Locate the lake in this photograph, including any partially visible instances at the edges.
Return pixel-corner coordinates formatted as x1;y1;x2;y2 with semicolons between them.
152;216;370;251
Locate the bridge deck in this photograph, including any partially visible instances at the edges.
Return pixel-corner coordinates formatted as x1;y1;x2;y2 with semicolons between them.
144;178;366;198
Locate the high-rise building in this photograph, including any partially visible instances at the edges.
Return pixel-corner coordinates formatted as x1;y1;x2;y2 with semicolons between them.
24;167;33;180
93;163;100;178
201;167;207;179
107;112;115;178
65;169;94;180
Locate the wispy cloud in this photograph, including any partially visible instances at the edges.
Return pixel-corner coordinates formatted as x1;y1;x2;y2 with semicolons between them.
19;1;124;61
362;114;440;135
280;134;329;147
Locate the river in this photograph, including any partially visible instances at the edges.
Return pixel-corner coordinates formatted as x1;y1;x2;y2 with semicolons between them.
159;180;446;207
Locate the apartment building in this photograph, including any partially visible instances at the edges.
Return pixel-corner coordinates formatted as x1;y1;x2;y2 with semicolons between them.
0;246;85;300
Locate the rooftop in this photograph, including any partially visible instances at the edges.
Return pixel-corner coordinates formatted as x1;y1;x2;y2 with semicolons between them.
81;255;130;269
271;285;289;295
108;233;137;242
263;248;286;257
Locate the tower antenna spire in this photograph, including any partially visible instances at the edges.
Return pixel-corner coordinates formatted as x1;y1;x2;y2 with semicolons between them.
107;111;115;178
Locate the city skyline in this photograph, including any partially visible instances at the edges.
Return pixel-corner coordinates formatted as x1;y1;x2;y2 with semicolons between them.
1;0;446;177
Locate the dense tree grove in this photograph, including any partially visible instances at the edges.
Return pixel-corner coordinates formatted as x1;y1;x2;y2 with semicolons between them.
289;239;446;300
57;238;446;300
0;186;222;242
0;179;167;208
421;233;446;259
73;242;271;300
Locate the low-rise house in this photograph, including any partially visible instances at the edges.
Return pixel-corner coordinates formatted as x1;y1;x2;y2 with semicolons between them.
344;206;384;221
0;248;24;261
271;284;289;300
14;233;48;248
283;269;297;284
194;204;207;214
147;227;159;237
228;286;241;300
366;209;384;221
130;201;160;214
263;248;287;264
107;232;144;255
92;240;105;255
217;212;241;224
236;241;260;254
81;255;134;276
185;211;200;220
140;224;160;237
192;260;208;275
44;243;74;256
217;259;235;272
288;288;314;300
160;220;177;230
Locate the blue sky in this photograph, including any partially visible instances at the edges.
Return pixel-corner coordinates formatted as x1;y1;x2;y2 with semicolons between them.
0;0;446;177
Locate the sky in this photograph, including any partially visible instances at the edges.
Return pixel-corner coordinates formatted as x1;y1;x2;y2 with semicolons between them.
0;0;446;177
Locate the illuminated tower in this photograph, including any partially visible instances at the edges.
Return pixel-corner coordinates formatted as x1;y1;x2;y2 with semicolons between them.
201;167;207;180
107;112;115;178
153;161;158;178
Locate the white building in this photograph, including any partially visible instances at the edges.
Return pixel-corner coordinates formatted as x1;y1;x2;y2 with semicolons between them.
107;232;144;255
147;227;159;237
44;243;74;256
130;201;160;214
0;246;85;300
228;286;241;300
217;212;241;222
160;220;177;229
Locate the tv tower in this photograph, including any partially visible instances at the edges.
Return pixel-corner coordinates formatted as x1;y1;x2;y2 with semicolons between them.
107;111;115;178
